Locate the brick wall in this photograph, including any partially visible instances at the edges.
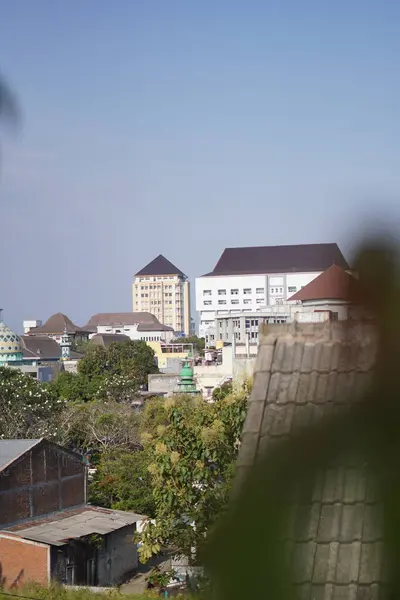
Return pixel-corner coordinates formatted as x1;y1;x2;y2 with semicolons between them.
0;534;49;588
0;441;86;528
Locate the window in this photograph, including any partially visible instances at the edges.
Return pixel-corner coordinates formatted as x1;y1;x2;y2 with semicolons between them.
204;300;212;306
231;299;239;305
203;290;212;296
251;331;258;339
256;287;264;294
245;320;250;329
288;286;297;293
276;298;284;305
243;299;251;305
218;289;226;295
231;288;239;295
251;319;259;327
219;321;223;327
243;288;252;294
256;298;265;304
218;299;227;305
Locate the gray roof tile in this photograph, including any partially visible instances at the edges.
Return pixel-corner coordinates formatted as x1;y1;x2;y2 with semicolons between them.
230;320;386;595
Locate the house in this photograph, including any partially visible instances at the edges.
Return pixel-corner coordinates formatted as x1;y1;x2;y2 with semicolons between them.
85;312;175;343
196;243;349;337
287;263;366;320
133;255;191;336
25;313;91;344
0;439;144;589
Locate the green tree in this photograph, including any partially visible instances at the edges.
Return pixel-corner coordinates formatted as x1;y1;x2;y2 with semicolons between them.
137;387;249;563
0;367;65;439
89;447;155;517
50;340;159;404
79;340;158;389
49;371;98;403
212;380;233;401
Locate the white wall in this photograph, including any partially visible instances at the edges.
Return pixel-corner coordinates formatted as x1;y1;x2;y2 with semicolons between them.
95;324;174;343
195;271;323;336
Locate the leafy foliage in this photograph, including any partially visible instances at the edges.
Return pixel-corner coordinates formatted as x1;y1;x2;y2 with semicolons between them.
137;387;249;563
0;367;66;439
89;447;155;516
212;381;233;401
50;340;159;403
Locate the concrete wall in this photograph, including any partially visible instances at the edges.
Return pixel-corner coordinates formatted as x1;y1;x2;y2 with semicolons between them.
148;373;179;394
0;441;86;528
97;524;138;586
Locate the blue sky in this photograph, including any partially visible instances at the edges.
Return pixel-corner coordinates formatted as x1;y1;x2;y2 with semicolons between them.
1;1;400;331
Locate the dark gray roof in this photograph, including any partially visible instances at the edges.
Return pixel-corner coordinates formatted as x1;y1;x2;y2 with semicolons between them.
210;320;382;598
85;312;158;329
0;439;42;472
6;506;146;546
135;254;186;277
137;323;174;332
21;336;82;360
29;313;90;335
204;243;349;276
90;333;131;347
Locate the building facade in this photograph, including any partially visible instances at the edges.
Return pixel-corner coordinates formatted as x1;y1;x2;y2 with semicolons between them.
133;254;191;336
85;312;175;343
196;243;349;337
0;439;143;589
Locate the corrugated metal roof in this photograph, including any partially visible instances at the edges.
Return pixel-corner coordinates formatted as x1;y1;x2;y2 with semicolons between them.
0;439;42;472
5;506;146;546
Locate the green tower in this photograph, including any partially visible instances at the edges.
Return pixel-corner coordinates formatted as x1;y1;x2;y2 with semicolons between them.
176;357;200;395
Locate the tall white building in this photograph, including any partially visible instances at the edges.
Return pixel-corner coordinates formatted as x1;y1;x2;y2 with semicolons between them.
195;243;349;338
133;254;191;336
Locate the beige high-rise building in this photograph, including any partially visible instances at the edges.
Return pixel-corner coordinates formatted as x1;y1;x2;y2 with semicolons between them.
132;254;191;336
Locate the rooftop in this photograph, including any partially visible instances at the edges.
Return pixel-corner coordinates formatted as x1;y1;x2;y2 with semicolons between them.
90;333;131;347
4;505;146;546
135;254;186;277
29;313;90;335
203;243;349;277
21;335;82;360
85;312;159;330
0;439;41;472
288;263;361;302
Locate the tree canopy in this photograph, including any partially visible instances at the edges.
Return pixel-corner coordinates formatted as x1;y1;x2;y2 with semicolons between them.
0;367;65;439
137;384;250;563
49;339;159;403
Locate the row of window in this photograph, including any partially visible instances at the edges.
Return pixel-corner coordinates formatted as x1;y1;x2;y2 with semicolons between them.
203;286;297;296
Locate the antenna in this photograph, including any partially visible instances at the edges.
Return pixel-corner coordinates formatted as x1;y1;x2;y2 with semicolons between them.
0;308;3;322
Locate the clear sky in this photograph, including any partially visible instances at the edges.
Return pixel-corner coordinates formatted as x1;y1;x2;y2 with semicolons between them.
1;1;400;331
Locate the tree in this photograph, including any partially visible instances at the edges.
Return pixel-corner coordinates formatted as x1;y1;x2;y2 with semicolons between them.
89;447;155;517
212;380;233;401
50;339;159;404
0;367;66;439
49;371;98;403
56;399;141;454
137;387;249;563
78;340;159;390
